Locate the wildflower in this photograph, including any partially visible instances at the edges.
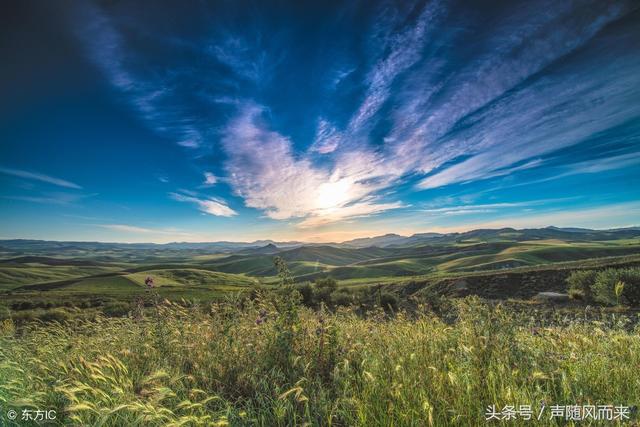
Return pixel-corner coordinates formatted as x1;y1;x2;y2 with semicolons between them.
144;276;155;288
255;317;263;325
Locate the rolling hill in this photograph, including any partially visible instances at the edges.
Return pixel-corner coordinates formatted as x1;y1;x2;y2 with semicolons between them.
1;227;640;298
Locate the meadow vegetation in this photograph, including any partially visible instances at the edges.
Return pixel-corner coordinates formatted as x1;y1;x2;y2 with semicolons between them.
2;236;640;425
1;264;640;425
567;267;640;305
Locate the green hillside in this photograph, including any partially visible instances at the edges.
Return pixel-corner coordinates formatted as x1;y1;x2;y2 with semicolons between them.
2;229;640;304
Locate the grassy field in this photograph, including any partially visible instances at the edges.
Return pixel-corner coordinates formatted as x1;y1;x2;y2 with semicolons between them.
1;230;640;425
1;296;639;426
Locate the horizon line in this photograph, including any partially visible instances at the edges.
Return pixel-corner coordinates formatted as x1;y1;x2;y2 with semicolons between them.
1;224;638;246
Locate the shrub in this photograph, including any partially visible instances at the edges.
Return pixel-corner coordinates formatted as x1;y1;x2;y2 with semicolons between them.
12;300;35;310
0;305;11;321
379;292;399;312
315;277;337;291
566;270;597;301
313;277;338;305
38;308;71;323
11;310;38;323
332;289;354;306
592;267;640;306
297;282;314;306
102;301;131;317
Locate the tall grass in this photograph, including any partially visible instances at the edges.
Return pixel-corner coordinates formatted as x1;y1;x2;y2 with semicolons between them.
1;296;639;426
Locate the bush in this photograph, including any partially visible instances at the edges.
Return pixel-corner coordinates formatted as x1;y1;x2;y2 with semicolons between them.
0;306;11;321
592;268;640;306
313;277;338;305
566;270;597;301
296;282;314;307
39;308;71;323
379;292;399;312
11;310;38;323
12;300;36;310
315;277;337;291
332;289;353;306
102;301;130;317
102;302;131;317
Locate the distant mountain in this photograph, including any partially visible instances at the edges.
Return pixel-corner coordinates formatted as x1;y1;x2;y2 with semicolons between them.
341;233;407;248
340;232;448;248
2;227;639;256
236;243;280;255
545;226;595;233
0;239;303;254
608;226;640;232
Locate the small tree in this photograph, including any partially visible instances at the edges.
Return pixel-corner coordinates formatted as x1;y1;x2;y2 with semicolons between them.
592;268;640;306
566;270;597;301
274;256;293;287
314;277;337;305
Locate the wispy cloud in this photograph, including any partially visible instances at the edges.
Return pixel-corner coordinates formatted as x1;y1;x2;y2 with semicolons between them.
203;172;217;186
0;167;82;189
72;3;206;148
444;201;640;232
310;119;341;154
2;190;97;206
346;0;447;137
100;224;156;233
99;224;192;237
411;1;637;189
221;104;404;226
421;198;577;216
66;0;640;234
169;191;237;217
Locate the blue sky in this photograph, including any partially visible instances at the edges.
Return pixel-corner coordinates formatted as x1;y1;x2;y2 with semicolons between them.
1;0;639;243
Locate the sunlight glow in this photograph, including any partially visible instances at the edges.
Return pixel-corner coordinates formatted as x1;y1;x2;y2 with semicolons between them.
316;179;352;210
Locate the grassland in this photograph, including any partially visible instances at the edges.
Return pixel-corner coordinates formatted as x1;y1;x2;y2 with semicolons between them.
1;229;640;425
2;230;640;314
1;296;639;426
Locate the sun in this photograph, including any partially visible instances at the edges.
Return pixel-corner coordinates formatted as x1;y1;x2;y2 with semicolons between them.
316;179;352;210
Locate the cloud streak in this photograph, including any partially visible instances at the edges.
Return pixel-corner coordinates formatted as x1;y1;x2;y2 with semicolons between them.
99;224;193;237
0;167;82;189
221;104;405;227
169;191;237;217
68;0;640;231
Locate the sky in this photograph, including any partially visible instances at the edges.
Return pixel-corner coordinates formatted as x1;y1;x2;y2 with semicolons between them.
1;0;639;243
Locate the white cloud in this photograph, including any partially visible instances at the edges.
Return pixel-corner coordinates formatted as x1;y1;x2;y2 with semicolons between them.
221;104;405;226
169;192;237;217
73;3;204;149
298;200;405;228
203;172;217;185
310;119;341;154
70;0;639;233
403;2;635;189
0;167;82;189
100;224;155;233
347;0;446;135
3;193;88;205
421;198;575;216
98;224;194;238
